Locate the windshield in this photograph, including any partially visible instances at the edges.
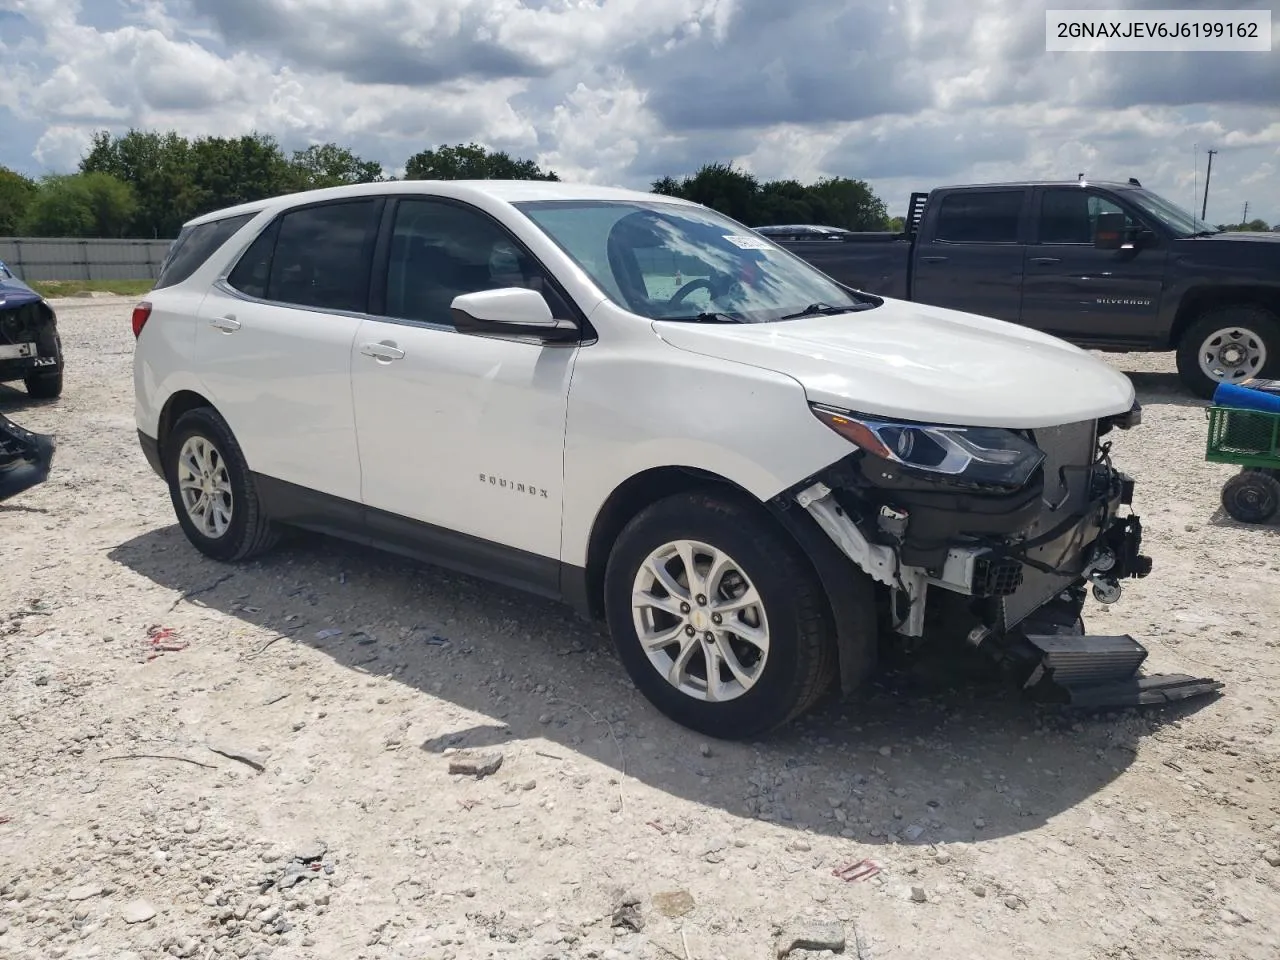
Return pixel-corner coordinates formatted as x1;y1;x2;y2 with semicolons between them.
0;261;11;279
1123;187;1219;237
514;199;875;323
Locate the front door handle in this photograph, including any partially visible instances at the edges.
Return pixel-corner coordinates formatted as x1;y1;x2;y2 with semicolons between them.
360;341;405;362
920;255;948;263
210;315;241;333
1030;257;1062;265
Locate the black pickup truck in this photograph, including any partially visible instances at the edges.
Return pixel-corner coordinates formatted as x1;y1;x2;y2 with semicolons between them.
766;179;1280;398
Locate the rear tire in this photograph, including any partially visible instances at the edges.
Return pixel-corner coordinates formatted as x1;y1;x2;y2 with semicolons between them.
1176;305;1280;400
1221;470;1280;525
165;407;279;562
603;490;842;739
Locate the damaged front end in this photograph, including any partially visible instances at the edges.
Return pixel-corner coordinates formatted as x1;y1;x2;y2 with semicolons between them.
783;401;1223;708
0;411;56;503
0;269;64;398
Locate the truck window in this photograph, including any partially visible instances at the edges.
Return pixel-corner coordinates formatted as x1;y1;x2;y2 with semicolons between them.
933;191;1023;244
1037;190;1135;244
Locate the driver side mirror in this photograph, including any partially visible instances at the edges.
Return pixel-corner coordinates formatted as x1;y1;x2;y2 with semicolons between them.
450;288;578;343
1094;212;1126;249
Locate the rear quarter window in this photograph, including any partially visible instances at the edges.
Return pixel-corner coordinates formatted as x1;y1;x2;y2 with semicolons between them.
933;191;1024;244
154;213;257;290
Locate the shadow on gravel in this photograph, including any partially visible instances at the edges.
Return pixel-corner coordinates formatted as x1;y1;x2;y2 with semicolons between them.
108;524;1215;849
0;382;56;414
1207;504;1280;535
1124;372;1205;410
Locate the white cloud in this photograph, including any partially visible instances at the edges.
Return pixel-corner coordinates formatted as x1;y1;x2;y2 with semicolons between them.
0;0;1276;225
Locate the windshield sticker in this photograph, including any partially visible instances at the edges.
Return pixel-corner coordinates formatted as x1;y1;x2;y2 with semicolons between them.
723;234;774;251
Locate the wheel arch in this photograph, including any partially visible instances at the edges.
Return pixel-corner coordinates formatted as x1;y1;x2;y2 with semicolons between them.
568;464;880;698
157;389;217;459
1170;286;1280;347
573;465;751;621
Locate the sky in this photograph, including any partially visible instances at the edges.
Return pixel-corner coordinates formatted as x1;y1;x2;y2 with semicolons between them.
0;0;1277;226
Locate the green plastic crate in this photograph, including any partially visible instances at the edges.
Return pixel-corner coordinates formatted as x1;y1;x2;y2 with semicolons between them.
1205;405;1280;469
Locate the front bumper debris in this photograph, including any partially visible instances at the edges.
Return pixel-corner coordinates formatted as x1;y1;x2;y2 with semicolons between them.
791;415;1224;709
1008;606;1224;708
0;412;56;502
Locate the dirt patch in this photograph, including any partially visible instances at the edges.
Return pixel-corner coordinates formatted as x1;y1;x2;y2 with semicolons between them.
1;303;1278;959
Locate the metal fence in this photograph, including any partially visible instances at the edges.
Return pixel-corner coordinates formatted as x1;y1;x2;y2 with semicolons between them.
0;237;175;282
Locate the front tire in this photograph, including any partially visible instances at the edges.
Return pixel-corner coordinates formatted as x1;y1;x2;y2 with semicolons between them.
603;490;841;739
165;407;279;562
1176;305;1280;400
24;371;62;400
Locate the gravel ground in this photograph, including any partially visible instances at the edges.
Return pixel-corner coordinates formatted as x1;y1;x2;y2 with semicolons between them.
2;297;1279;960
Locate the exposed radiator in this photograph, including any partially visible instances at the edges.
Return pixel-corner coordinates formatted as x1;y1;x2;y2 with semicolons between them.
998;420;1099;631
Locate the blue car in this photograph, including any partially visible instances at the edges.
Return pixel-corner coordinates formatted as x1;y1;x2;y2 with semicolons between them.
0;259;64;399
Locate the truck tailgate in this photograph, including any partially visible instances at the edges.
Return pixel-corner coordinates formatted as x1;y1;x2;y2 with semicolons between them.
777;236;911;299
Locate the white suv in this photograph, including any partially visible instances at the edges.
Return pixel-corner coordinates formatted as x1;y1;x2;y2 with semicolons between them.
133;179;1174;739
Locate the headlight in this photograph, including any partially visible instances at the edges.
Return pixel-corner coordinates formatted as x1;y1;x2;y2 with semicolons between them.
810;404;1046;488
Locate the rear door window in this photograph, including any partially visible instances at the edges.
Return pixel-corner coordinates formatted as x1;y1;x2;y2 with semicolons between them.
933;190;1025;244
154;213;256;289
254;200;383;312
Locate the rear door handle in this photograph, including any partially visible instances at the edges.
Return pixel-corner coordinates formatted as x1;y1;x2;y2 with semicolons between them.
210;315;241;333
920;255;948;263
360;341;405;362
1030;257;1062;265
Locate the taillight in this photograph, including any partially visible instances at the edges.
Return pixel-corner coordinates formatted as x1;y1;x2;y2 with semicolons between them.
131;301;153;338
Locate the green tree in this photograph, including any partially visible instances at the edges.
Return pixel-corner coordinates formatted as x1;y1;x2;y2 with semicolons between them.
20;172;138;237
185;133;295;213
755;179;817;225
80;128;299;236
0;166;38;235
289;143;385;190
886;215;906;232
659;162;762;224
80;128;199;237
404;142;559;181
1216;219;1272;232
650;175;683;197
805;176;889;231
650;164;890;231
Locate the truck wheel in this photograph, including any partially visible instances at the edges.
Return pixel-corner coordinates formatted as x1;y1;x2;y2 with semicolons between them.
602;490;842;739
1176;305;1280;400
1221;470;1280;525
165;407;280;562
24;326;63;399
24;371;62;400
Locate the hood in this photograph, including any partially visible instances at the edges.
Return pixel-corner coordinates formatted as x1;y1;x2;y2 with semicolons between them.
1196;230;1280;243
0;275;44;310
652;299;1136;429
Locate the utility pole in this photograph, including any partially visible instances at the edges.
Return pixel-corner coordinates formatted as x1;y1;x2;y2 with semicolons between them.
1241;200;1249;225
1201;149;1217;221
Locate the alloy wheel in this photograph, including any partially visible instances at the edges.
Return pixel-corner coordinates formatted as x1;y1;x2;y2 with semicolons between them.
630;539;770;702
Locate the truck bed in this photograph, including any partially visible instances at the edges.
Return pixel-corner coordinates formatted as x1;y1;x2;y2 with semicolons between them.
774;234;912;299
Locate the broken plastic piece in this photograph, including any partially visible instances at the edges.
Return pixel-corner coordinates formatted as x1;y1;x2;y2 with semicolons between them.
0;412;55;503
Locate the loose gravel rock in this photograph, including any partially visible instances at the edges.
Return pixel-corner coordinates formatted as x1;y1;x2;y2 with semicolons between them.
0;300;1277;959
